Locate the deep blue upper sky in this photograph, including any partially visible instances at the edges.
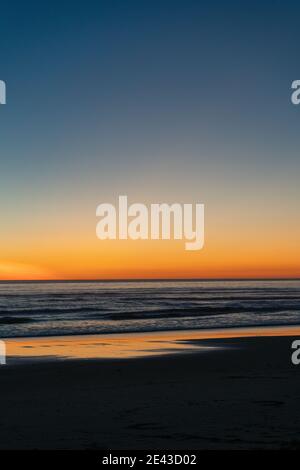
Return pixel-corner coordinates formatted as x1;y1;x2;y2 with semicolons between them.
1;1;299;175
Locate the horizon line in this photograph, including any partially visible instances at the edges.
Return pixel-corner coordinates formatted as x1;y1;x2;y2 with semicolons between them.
0;277;299;283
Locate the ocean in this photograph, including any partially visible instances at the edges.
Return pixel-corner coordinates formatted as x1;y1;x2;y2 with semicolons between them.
0;279;300;338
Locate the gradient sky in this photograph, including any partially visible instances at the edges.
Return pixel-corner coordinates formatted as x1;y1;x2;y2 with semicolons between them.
1;0;300;279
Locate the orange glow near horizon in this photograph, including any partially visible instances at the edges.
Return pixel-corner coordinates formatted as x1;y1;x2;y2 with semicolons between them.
1;204;300;280
1;241;299;281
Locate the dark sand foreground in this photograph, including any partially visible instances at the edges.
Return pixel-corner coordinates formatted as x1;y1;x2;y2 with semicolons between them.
1;331;300;449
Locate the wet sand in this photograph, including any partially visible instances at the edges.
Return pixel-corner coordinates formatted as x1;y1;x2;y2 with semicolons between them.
1;328;300;449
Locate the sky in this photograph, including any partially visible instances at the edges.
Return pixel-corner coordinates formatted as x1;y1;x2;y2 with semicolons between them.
0;0;300;280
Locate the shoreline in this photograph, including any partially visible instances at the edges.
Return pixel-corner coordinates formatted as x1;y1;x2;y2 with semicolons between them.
3;322;300;341
5;322;300;341
4;324;300;364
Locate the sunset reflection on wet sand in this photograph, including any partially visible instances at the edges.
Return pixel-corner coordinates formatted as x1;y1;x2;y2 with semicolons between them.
5;325;300;364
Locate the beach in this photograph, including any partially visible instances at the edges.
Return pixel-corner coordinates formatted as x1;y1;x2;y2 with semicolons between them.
1;327;300;449
1;0;300;455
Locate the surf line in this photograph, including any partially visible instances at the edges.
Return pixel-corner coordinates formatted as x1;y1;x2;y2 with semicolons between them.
96;195;204;251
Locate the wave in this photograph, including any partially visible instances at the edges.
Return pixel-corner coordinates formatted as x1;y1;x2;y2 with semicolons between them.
0;279;300;338
0;316;33;325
